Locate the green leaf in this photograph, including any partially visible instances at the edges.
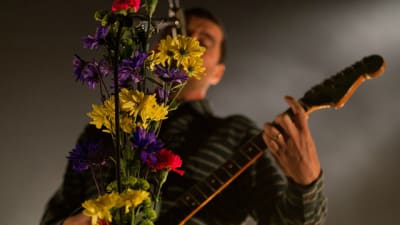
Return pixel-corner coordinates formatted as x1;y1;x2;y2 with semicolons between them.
146;0;159;18
94;10;108;22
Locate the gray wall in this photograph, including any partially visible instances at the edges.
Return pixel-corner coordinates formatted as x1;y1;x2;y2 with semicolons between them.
1;0;400;224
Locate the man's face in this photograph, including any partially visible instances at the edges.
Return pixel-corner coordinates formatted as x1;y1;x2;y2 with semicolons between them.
180;15;225;99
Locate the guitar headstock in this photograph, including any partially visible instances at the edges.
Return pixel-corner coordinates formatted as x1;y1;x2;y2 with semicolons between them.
300;54;385;114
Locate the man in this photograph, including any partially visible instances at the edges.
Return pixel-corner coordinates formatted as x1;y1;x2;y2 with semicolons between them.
40;7;327;225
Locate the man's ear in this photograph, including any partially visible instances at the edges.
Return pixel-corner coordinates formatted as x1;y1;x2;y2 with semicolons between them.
210;63;226;85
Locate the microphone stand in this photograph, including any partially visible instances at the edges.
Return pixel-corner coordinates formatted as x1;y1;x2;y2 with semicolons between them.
168;0;186;36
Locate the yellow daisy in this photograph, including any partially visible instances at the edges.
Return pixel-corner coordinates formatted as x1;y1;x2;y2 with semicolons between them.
87;96;116;133
173;35;205;67
155;35;176;66
82;192;119;225
117;189;150;213
182;56;206;79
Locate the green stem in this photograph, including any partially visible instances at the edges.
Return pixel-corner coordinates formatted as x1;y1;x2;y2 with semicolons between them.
114;21;122;193
145;16;152;52
99;75;110;99
154;170;169;212
90;166;102;195
112;19;124;225
131;208;136;225
169;81;186;107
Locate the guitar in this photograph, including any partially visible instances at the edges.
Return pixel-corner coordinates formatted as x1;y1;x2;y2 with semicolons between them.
158;54;386;225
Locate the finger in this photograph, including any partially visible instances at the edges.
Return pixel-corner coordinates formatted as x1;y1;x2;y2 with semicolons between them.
262;131;280;155
264;122;284;140
284;96;309;129
284;96;305;115
275;113;298;138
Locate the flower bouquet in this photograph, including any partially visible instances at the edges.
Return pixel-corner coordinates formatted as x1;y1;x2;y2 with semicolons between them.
67;0;205;224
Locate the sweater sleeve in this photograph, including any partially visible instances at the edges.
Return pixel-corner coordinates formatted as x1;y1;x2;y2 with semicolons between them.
230;116;327;225
271;172;327;225
39;125;113;225
39;162;88;225
250;150;328;225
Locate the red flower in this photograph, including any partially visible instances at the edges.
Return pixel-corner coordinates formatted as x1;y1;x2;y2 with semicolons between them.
111;0;141;12
97;219;108;225
152;149;185;176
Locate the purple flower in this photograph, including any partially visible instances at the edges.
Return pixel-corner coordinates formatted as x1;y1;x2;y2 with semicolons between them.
154;87;169;103
73;54;85;82
98;59;112;77
131;128;164;165
82;62;100;89
67;140;111;173
83;26;109;50
118;51;147;86
153;64;188;83
72;55;99;88
73;55;112;89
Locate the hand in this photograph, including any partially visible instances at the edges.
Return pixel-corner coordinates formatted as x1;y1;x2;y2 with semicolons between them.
262;96;321;185
63;213;91;225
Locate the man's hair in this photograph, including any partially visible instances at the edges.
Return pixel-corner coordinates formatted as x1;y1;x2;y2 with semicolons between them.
184;7;226;64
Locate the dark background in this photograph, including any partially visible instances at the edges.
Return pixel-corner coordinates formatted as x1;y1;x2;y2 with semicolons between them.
1;0;400;224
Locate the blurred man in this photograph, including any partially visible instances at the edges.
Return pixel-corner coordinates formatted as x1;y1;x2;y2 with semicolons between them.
40;7;327;225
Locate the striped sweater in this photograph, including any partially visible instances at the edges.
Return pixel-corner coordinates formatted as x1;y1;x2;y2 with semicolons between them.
40;99;327;225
